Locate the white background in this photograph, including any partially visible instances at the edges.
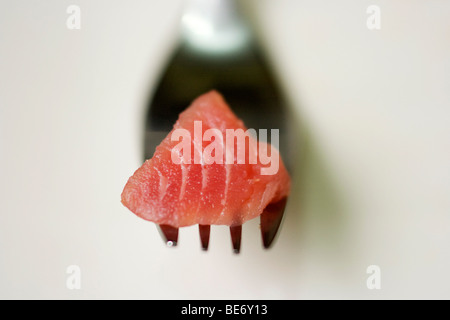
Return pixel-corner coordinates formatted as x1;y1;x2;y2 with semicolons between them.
1;0;450;299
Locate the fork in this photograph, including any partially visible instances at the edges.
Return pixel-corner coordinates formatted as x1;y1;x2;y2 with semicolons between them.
144;0;291;253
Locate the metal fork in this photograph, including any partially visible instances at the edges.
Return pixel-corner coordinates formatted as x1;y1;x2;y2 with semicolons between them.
144;0;291;253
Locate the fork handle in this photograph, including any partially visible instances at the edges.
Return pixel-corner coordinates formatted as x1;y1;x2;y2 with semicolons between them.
181;0;250;55
183;0;241;28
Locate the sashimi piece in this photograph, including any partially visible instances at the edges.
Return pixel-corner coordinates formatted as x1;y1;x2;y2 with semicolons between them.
121;91;290;230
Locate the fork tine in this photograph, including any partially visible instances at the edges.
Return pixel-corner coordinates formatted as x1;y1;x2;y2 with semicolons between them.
229;225;242;254
199;224;210;250
260;197;287;249
157;224;179;247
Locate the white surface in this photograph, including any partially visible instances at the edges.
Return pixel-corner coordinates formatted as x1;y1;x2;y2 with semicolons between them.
1;0;450;299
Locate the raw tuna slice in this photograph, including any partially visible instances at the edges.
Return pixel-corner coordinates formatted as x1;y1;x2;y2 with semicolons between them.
121;90;290;250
